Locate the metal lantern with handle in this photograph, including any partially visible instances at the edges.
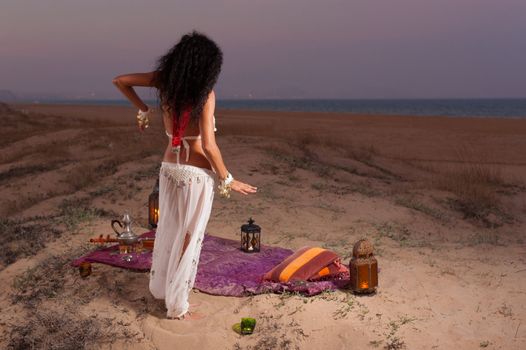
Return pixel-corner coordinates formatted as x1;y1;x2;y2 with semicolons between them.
148;178;159;229
240;218;261;253
349;239;378;294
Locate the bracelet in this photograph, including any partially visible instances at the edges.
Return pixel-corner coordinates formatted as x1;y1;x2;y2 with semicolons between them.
218;173;234;198
137;106;152;129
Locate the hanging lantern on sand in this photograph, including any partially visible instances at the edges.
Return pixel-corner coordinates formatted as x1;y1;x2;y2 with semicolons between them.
349;239;378;294
240;218;261;253
148;178;159;229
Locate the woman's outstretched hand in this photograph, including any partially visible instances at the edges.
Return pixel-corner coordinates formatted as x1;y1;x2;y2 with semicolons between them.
230;179;257;195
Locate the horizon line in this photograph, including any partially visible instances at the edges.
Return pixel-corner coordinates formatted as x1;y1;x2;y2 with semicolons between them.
4;96;526;104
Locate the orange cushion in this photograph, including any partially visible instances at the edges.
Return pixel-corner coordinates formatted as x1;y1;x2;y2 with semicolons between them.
263;246;347;283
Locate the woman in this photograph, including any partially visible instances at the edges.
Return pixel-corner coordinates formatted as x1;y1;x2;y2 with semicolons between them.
112;31;257;320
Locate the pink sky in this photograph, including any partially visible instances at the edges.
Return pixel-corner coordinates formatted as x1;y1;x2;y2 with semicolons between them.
1;0;525;99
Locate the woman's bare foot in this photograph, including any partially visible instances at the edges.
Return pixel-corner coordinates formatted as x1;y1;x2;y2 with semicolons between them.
167;310;205;320
189;301;202;308
183;310;206;320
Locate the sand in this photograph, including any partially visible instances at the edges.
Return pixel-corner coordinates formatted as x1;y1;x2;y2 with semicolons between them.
0;102;525;349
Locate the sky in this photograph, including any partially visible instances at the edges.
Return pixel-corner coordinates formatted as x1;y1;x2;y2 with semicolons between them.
1;0;525;100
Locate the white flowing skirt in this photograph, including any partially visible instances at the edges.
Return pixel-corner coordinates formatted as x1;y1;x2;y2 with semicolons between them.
149;162;216;318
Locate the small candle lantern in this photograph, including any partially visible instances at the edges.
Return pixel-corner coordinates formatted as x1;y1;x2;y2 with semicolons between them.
148;178;160;229
240;218;261;253
349;239;378;294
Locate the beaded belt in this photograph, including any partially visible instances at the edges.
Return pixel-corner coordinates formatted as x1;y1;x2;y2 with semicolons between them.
160;162;216;186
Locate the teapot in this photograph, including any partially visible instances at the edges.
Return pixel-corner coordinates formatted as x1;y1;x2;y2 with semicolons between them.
111;212;139;245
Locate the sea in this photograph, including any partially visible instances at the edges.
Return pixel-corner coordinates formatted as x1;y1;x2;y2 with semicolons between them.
18;98;526;118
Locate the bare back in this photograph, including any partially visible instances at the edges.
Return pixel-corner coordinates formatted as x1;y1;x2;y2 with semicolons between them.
161;108;213;170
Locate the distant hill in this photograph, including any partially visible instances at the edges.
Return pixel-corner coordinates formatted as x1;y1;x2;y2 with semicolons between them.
0;90;17;102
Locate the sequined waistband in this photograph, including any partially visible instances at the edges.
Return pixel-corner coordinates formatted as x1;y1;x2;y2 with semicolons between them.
160;162;216;185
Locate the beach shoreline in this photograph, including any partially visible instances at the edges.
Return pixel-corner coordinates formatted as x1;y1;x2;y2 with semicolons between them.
10;97;526;119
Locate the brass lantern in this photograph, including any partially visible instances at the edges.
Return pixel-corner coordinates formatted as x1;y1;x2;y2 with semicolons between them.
349;239;378;294
240;218;261;253
148;178;159;229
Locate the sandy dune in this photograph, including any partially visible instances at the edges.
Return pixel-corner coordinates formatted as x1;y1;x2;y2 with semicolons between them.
1;103;525;349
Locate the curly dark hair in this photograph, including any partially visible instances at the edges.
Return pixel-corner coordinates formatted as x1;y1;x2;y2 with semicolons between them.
153;31;223;121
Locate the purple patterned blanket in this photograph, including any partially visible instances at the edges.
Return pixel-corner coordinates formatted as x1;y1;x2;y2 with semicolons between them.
71;231;350;296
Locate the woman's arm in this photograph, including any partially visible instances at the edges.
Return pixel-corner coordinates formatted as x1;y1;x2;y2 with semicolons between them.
112;71;158;111
200;91;257;196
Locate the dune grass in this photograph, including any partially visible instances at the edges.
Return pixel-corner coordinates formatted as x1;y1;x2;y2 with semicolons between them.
8;247;139;350
0;216;62;268
261;130;518;228
432;146;513;227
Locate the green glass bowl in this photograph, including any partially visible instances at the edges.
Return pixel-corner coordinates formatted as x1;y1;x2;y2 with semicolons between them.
232;317;256;335
241;317;256;334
